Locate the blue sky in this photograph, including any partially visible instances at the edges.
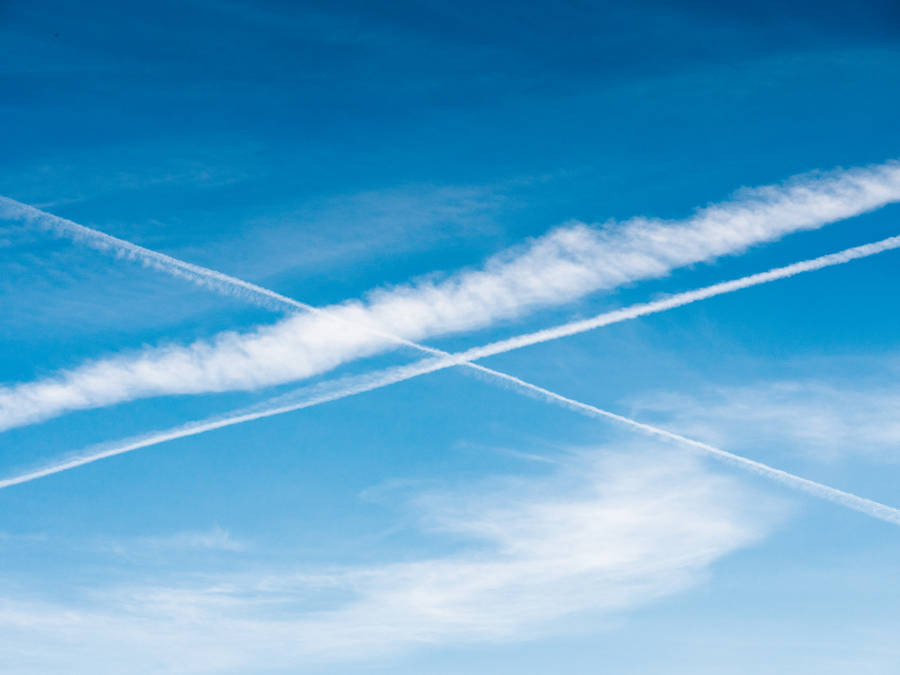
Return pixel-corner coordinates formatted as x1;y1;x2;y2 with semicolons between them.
2;1;900;672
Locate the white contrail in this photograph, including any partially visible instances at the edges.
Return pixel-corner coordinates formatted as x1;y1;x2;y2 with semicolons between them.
466;366;900;526
229;231;900;414
4;236;900;527
235;233;900;396
456;234;900;362
0;196;316;314
6;160;900;321
4;332;899;526
0;360;443;489
3;198;897;382
5;160;900;433
0;195;436;356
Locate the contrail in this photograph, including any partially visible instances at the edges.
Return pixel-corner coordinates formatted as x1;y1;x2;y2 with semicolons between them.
5;191;900;520
4;237;900;526
6;160;900;432
5;190;900;372
4;333;899;526
464;366;900;526
229;228;900;414
0;361;440;489
456;234;900;362
0;196;316;314
0;195;449;359
4;165;900;373
231;233;900;389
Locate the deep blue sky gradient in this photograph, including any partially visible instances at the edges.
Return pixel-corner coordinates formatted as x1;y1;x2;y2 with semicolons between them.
2;2;900;673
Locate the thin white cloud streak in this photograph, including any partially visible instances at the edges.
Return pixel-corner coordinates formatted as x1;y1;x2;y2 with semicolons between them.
0;195;316;314
4;238;900;526
100;526;247;557
631;379;900;463
472;367;900;526
0;360;447;489
0;450;778;672
449;234;900;363
3;160;900;431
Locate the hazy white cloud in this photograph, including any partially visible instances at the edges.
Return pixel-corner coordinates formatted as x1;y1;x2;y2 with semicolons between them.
1;140;255;210
631;379;900;463
0;448;781;673
210;182;508;281
2;160;900;432
99;526;247;557
0;531;47;544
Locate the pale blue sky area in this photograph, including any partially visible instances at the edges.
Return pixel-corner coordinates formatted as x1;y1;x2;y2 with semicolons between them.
2;2;900;673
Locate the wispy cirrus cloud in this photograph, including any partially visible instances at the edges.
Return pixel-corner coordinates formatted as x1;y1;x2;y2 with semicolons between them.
631;378;900;463
0;448;781;673
212;182;509;281
100;526;247;558
1;160;899;433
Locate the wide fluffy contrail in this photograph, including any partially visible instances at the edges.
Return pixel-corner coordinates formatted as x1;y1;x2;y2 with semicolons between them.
455;233;900;362
4;236;900;527
5;160;900;433
6;160;900;321
217;232;900;414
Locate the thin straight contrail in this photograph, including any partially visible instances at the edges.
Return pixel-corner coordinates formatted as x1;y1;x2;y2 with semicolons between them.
0;197;316;313
440;234;900;364
4;331;900;526
0;361;437;489
0;195;448;358
4;236;900;526
465;366;900;526
7;165;900;433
